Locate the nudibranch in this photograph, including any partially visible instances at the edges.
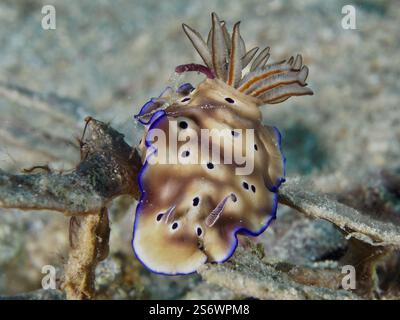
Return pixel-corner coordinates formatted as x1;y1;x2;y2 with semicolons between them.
133;13;313;275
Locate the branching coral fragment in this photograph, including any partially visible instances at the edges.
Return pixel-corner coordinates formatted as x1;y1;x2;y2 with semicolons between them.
0;118;142;299
278;178;400;248
198;243;361;300
63;207;110;299
0;118;141;214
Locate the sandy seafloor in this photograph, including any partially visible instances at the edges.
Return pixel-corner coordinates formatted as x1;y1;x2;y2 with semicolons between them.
0;0;399;298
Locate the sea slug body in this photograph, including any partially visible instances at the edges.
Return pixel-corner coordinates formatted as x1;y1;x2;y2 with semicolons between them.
133;12;313;275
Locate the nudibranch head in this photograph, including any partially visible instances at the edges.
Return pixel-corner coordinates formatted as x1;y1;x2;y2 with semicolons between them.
132;12;312;275
177;12;313;105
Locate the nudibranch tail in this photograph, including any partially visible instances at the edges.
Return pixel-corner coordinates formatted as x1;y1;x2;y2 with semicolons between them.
182;12;313;106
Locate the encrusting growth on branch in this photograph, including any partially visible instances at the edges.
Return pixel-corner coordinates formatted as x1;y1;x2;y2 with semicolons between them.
0;117;141;299
0;118;141;214
63;207;110;299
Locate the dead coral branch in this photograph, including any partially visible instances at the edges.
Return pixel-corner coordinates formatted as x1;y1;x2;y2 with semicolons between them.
0;118;141;214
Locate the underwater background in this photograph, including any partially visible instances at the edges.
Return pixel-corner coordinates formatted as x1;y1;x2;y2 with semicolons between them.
0;0;399;299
